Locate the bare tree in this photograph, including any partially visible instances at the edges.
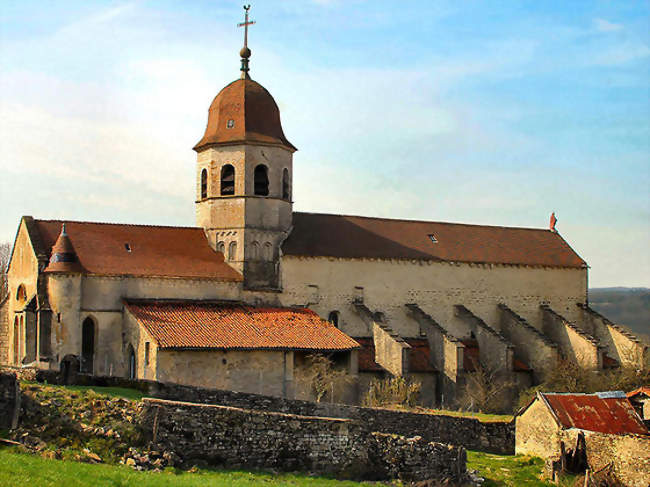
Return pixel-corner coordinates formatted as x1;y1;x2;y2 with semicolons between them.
458;361;515;414
297;353;353;403
0;242;10;301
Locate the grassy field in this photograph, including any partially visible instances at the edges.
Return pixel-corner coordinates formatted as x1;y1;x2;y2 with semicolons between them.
0;446;574;486
0;447;373;487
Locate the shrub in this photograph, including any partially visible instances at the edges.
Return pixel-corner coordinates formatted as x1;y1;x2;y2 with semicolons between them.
363;376;421;408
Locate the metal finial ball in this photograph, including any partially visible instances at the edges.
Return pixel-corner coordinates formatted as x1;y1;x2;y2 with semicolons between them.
240;46;251;58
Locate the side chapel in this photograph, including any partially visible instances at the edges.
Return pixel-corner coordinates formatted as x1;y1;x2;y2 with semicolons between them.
1;9;646;406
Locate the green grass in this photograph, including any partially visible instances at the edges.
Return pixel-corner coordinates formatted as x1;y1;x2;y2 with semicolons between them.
467;451;575;487
22;381;145;401
0;447;380;486
418;408;513;423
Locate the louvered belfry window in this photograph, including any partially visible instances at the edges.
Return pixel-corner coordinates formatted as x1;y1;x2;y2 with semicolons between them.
254;164;269;196
200;169;208;199
221;164;235;195
282;168;290;200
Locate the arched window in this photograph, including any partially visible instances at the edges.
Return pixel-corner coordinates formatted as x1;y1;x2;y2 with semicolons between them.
254;164;269;196
328;311;340;328
81;317;95;374
228;241;237;261
200;169;208;199
264;242;273;261
13;316;19;365
217;241;225;255
221;164;235;195
127;344;136;380
282;168;290;200
16;284;26;304
251;241;260;260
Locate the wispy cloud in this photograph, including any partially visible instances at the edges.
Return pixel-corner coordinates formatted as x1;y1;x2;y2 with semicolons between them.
594;18;623;33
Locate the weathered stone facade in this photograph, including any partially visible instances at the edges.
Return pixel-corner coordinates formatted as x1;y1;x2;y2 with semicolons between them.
3;50;647;410
558;430;650;487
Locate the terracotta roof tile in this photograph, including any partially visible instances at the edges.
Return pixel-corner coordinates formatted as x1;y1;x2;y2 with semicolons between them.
193;78;296;152
541;392;648;436
34;220;242;281
125;300;360;351
283;212;586;268
627;386;650;399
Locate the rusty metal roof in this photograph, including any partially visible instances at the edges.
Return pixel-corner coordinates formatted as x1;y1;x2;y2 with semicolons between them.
540;392;648;436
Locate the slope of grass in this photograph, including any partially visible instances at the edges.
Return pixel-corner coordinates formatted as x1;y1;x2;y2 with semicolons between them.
0;446;575;487
467;451;574;487
0;447;374;487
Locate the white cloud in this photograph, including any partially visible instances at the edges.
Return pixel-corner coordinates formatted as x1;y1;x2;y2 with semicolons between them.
594;18;623;33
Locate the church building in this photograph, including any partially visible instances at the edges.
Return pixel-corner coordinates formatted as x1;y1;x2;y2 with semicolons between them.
1;10;646;407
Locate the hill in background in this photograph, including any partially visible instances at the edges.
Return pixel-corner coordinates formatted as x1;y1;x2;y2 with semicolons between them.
589;287;650;343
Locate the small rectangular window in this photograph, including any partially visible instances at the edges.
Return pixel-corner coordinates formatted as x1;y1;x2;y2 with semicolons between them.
144;342;150;366
428;234;438;243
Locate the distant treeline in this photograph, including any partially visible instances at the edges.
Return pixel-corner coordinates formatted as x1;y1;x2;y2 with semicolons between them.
589;288;650;343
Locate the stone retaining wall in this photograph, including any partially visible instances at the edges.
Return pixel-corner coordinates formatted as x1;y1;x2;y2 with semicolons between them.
5;366;515;454
140;397;466;482
0;372;19;429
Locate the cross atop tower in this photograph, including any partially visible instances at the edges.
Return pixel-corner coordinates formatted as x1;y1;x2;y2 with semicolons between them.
238;5;256;79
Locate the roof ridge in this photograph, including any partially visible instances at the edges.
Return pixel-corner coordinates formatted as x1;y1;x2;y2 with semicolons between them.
293;211;554;232
35;218;202;231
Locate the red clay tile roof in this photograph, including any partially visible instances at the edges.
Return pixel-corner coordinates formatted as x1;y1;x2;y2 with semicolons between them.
354;337;435;373
627;386;650;399
125;300;360;351
34;220;242;281
283;212;586;268
540;392;648;436
193;78;296;152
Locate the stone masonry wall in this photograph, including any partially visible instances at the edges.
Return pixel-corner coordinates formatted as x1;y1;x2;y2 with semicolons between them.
11;369;513;454
140;397;466;482
541;305;601;369
559;429;650;487
579;304;647;369
0;297;8;365
499;304;559;382
0;372;19;429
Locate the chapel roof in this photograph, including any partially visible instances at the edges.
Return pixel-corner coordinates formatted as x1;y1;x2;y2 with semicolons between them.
124;300;360;351
33;219;242;281
521;391;648;436
283;212;587;268
193;78;296;152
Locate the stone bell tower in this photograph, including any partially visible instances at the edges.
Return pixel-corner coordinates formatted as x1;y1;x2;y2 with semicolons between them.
193;6;296;290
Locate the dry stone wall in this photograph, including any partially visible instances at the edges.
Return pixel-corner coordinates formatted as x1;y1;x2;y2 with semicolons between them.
20;371;513;453
0;372;19;429
140;397;466;482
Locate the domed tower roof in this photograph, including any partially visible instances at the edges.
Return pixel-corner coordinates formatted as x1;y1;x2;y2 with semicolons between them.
193;78;296;153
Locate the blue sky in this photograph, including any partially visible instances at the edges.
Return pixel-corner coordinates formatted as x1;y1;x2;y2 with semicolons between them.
0;1;648;287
